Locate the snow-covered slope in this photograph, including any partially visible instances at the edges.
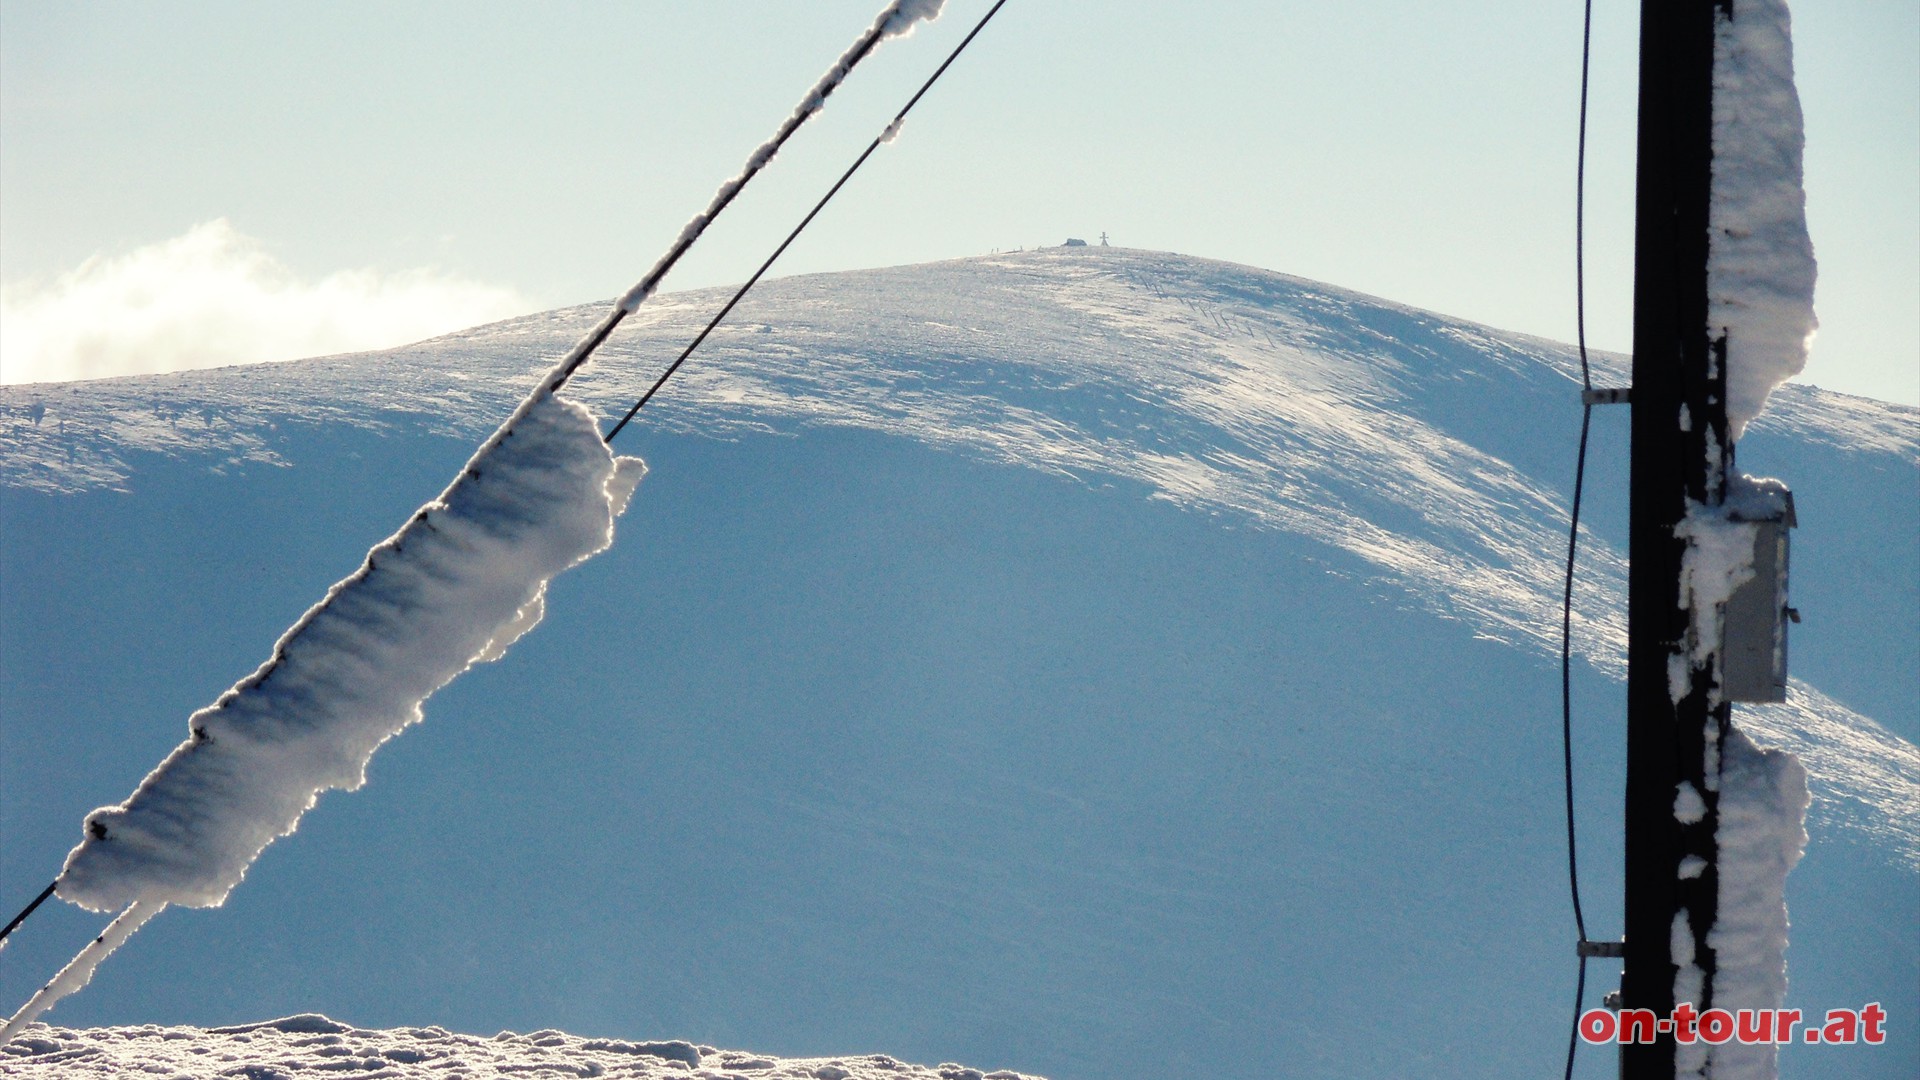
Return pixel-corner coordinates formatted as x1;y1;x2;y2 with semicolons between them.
1;249;1913;1079
0;1014;1040;1079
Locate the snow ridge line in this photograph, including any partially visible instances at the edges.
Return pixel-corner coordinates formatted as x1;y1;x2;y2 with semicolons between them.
0;1017;1051;1080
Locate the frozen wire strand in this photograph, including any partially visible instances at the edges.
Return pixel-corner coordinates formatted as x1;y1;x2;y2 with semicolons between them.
541;2;913;399
605;0;1015;443
1;900;162;1044
1564;1;1596;1079
0;881;57;947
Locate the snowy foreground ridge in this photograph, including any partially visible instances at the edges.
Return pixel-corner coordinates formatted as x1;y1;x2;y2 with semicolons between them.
0;1016;1044;1080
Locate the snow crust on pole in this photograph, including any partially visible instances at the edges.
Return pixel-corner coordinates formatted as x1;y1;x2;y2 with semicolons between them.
1706;727;1809;1080
1673;477;1806;1080
1689;5;1815;1075
1708;0;1818;440
54;393;645;913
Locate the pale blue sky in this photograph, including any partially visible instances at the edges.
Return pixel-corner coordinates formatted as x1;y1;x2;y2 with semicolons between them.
2;0;1914;403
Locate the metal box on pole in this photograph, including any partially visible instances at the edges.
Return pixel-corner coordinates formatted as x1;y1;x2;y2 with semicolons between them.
1721;492;1796;703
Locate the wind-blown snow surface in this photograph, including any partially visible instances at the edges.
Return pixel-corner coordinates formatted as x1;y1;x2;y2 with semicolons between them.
1;249;1913;1079
1;1015;1042;1080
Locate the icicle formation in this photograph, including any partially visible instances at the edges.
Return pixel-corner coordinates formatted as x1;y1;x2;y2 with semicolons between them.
1708;0;1817;440
56;393;646;913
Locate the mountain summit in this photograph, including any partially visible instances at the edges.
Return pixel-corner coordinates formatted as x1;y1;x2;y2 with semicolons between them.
2;249;1913;1078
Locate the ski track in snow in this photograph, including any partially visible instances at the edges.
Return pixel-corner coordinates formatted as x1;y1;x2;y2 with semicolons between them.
1;247;1913;866
0;1015;1043;1080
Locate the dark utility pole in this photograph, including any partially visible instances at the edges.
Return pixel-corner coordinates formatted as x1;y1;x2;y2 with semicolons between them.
1623;0;1729;1076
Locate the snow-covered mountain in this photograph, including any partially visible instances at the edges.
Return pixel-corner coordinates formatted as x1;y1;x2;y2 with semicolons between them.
1;248;1912;1079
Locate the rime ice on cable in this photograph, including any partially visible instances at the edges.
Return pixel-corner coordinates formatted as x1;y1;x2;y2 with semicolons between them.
49;0;949;915
615;0;945;316
5;0;952;1038
56;393;645;913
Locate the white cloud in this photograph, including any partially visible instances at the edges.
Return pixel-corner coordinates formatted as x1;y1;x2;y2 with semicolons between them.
0;220;532;385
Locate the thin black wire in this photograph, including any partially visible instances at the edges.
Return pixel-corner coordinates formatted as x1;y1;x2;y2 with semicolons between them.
1562;407;1595;1080
606;0;1014;443
1564;1;1597;1077
541;5;906;397
0;880;57;947
1566;957;1590;1078
1563;404;1594;938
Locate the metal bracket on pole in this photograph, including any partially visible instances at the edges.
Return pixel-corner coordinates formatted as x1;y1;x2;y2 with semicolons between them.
1578;938;1627;958
1582;387;1632;406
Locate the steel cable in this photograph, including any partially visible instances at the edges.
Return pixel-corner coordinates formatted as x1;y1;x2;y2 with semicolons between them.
605;0;1014;442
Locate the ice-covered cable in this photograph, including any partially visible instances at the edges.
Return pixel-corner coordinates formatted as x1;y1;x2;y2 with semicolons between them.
606;0;1012;442
0;901;162;1043
1;393;643;1048
53;395;646;914
47;0;951;904
0;2;944;1027
609;0;944;319
534;0;947;404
